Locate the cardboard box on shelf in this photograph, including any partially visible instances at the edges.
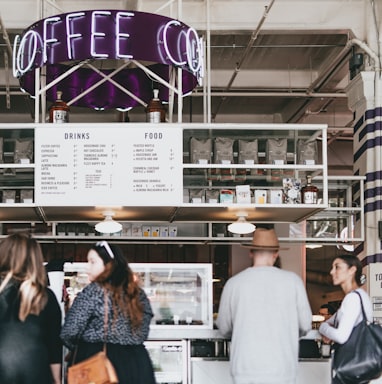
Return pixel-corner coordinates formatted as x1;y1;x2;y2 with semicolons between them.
122;223;132;237
132;224;142;237
205;189;219;203
20;189;33;203
220;189;234;204
169;225;178;237
3;190;16;204
270;190;283;204
160;226;169;237
255;190;267;204
236;185;251;204
143;226;151;237
151;227;160;237
190;189;205;203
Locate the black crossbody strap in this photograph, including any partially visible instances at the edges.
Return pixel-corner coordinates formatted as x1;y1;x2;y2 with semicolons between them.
103;288;109;353
353;290;368;323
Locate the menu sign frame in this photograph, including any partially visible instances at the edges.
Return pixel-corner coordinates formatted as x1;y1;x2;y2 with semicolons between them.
369;263;382;324
35;124;183;206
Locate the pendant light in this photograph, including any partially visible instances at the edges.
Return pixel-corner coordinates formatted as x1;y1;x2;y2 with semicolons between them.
95;211;122;234
227;213;256;235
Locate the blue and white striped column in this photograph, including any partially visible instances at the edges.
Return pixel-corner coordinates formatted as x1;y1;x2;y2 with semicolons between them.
347;71;382;265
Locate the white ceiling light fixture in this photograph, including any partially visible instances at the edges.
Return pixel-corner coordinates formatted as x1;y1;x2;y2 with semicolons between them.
227;213;256;235
95;211;122;234
306;244;323;249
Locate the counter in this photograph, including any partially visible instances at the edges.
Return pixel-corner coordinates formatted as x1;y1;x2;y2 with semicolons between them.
148;328;225;341
189;349;382;384
147;329;334;384
191;357;332;384
147;329;382;384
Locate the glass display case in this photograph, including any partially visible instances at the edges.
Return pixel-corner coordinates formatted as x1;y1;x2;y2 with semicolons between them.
145;340;188;384
63;262;213;329
132;263;213;329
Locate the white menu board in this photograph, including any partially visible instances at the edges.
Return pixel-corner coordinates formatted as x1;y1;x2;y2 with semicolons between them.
369;263;382;324
35;125;183;206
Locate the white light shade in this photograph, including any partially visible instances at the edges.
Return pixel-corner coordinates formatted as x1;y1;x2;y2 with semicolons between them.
306;244;323;249
95;212;122;234
227;216;256;235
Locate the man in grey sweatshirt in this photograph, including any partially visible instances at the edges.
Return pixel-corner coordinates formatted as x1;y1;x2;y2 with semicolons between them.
216;228;312;384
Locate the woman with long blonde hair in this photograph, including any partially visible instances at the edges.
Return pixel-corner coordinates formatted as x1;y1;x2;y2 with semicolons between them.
0;233;62;384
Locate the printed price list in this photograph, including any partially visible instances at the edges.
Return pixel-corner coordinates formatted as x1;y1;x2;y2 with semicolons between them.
35;126;182;205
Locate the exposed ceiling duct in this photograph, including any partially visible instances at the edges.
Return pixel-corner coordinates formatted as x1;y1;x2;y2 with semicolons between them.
211;0;276;121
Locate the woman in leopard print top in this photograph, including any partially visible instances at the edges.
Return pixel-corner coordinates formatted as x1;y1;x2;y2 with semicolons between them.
61;241;155;384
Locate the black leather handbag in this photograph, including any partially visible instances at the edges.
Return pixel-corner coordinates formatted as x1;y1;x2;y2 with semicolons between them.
332;291;382;384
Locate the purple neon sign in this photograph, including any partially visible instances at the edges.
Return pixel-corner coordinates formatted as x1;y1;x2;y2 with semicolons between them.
13;10;203;109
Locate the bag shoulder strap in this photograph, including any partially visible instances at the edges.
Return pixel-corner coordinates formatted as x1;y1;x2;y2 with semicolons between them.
103;288;109;353
352;290;368;322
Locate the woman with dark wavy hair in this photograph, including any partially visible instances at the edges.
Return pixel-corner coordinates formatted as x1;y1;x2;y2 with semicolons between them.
319;254;373;384
61;241;155;384
0;233;62;384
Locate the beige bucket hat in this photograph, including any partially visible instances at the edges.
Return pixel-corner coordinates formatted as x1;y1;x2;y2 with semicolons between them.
241;227;279;251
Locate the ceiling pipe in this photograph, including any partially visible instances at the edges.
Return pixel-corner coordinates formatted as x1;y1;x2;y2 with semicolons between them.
305;41;354;95
210;43;347;49
211;0;276;121
193;91;347;98
290;37;381;124
285;38;357;123
327;130;352;145
288;77;350;123
0;89;26;96
0;16;13;57
307;37;381;95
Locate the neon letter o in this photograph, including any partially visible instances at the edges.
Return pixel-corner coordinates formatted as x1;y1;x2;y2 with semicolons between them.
16;30;40;76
